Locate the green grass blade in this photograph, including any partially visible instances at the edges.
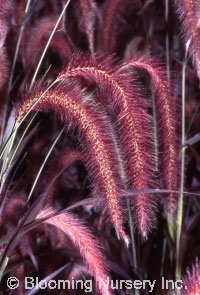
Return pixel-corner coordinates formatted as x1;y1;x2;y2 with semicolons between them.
175;45;188;280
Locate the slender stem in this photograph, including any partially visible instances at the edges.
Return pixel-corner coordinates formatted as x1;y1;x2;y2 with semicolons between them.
8;0;32;94
161;239;167;276
0;126;18;193
0;154;26;214
26;127;65;203
26;263;71;295
127;198;138;274
8;113;37;167
127;198;140;295
175;47;188;280
0;0;32;141
29;0;71;89
186;100;200;136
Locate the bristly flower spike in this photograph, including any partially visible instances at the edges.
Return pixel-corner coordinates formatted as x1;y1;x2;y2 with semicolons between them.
123;57;180;219
75;0;97;54
37;208;112;295
0;47;8;92
0;0;11;92
0;0;12;47
121;56;180;219
100;0;122;52
100;0;129;53
24;16;74;69
181;259;200;295
16;83;129;245
58;54;156;238
174;0;200;79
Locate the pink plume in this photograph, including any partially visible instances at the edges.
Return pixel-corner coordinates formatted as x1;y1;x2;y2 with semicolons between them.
16;83;129;244
122;56;180;219
37;208;112;295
